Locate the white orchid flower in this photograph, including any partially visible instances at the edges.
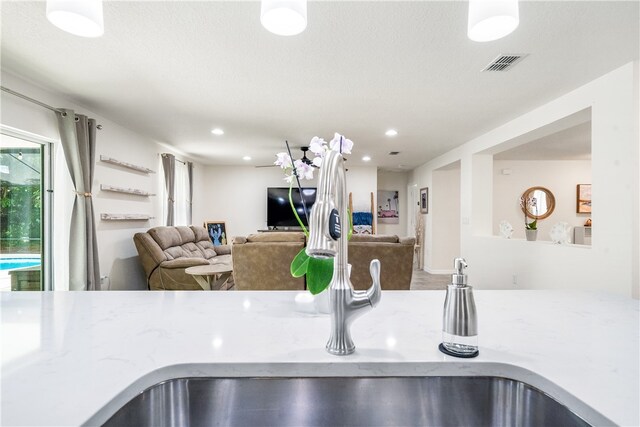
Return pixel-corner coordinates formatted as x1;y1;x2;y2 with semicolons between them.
276;134;354;184
329;133;353;154
274;152;292;169
284;171;296;183
309;137;327;155
294;159;315;180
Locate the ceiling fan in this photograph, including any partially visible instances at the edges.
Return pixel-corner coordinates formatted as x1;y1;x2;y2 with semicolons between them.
255;146;314;168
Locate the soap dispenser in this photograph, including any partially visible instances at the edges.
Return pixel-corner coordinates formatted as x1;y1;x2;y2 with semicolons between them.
439;258;479;358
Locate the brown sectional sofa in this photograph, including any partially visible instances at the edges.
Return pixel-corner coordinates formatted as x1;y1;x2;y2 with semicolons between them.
232;232;306;291
348;234;415;290
133;225;231;290
231;232;415;291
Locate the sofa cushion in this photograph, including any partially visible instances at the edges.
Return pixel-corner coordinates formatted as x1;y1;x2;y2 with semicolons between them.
190;226;218;259
160;258;209;269
149;226;183;249
176;226;196;243
180;241;206;258
350;234;399;243
245;232;306;243
190;225;210;242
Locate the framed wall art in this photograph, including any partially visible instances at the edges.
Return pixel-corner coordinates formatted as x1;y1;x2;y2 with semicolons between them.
576;184;591;214
420;187;429;214
205;221;227;246
377;190;399;224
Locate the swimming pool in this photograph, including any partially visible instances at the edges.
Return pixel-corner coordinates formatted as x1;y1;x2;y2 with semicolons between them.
0;257;41;271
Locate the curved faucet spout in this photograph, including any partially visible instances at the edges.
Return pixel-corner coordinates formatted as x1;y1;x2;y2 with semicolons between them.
306;149;382;356
366;259;382;307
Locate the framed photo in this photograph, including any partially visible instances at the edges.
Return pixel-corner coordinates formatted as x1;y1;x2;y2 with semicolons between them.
420;187;429;214
377;190;399;224
576;184;591;214
204;221;227;246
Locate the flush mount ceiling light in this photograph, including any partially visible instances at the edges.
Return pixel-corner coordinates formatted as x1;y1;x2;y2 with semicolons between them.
211;128;224;136
385;129;398;137
468;0;519;42
362;156;371;162
261;0;307;36
46;0;104;37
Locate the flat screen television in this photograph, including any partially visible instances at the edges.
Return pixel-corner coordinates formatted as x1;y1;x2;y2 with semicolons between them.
267;187;317;228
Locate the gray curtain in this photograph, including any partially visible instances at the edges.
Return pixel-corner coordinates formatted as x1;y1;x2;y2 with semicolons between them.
55;109;100;291
187;161;193;225
162;153;176;226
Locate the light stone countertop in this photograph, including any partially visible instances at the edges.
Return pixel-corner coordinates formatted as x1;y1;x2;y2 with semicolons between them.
1;290;638;426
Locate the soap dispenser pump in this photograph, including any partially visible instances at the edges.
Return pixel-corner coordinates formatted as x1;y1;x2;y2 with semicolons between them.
439;257;479;358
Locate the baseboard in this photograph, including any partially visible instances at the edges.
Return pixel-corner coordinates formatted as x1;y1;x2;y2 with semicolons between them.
424;267;455;275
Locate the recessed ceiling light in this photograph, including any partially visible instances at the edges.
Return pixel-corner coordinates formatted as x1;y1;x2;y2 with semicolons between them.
260;0;307;36
243;156;251;161
46;0;104;38
211;128;224;136
385;129;398;137
468;0;519;42
362;156;371;162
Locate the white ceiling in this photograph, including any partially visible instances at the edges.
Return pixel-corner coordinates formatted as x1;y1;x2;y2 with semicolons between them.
1;1;638;169
494;121;591;161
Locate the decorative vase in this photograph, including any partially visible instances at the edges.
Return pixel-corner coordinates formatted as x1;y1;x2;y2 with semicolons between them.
525;229;537;241
313;263;351;314
314;288;331;314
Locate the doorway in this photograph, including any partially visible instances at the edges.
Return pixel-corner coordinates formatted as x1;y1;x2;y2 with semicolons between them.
430;161;461;273
0;131;53;291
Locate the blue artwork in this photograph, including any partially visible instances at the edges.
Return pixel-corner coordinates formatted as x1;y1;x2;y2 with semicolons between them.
206;222;227;246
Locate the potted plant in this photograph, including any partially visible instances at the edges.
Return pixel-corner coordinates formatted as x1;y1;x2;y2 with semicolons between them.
520;196;538;241
274;134;354;296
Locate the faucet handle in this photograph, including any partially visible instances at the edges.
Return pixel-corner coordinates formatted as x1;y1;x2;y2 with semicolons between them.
366;259;382;307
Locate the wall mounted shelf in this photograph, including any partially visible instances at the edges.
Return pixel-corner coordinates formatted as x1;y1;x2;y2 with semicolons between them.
101;214;154;221
100;184;155;197
100;155;155;174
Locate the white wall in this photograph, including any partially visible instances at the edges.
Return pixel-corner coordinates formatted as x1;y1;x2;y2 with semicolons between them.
347;166;378;228
409;62;639;298
198;165;377;240
376;171;408;236
493;160;591;241
0;71;205;291
430;166;461;272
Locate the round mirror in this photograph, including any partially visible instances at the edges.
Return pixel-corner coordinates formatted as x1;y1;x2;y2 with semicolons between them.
520;186;555;220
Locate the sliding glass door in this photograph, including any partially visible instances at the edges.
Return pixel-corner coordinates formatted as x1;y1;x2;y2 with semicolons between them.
0;132;52;291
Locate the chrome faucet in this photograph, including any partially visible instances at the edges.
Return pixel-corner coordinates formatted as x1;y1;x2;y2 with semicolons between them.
306;149;382;355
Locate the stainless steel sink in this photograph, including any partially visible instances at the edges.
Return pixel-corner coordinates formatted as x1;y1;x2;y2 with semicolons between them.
102;376;590;427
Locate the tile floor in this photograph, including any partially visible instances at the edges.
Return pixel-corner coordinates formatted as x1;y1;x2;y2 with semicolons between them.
410;268;450;290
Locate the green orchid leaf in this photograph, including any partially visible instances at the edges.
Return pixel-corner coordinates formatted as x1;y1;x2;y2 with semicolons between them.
290;247;310;277
306;257;334;295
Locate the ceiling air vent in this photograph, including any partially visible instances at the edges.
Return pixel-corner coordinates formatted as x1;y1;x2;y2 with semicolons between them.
482;54;528;72
388;151;400;155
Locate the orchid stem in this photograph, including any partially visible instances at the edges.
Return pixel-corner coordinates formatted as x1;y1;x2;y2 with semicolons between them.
285;140;310;227
289;182;308;236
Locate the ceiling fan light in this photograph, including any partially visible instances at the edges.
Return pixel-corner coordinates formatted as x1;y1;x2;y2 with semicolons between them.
261;0;307;36
468;0;519;42
46;0;104;37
